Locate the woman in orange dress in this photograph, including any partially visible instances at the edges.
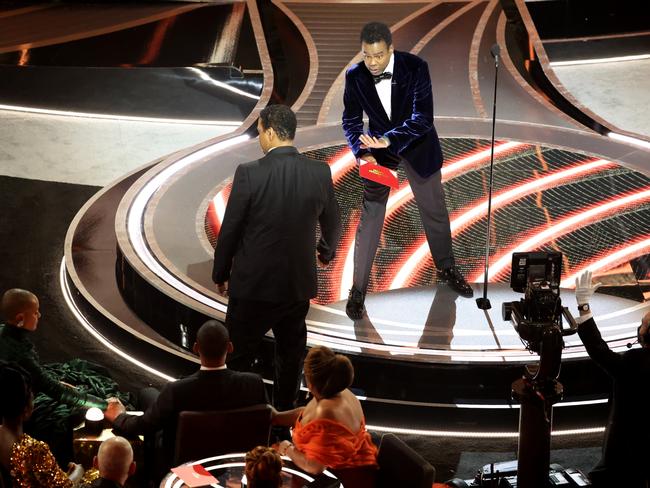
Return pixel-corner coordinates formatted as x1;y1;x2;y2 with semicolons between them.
275;346;378;487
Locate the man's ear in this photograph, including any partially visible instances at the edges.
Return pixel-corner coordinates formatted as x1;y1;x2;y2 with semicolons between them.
93;455;99;469
227;341;234;354
192;342;199;355
129;461;136;475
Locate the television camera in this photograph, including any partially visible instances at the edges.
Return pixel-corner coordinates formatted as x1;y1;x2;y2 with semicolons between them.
502;252;578;383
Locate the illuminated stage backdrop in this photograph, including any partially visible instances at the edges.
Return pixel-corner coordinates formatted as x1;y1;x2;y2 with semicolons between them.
206;138;650;304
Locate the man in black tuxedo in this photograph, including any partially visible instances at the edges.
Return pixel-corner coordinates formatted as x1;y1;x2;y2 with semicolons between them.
575;271;650;487
104;321;267;465
342;22;473;320
212;104;341;410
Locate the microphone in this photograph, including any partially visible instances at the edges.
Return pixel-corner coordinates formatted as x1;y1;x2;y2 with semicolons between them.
490;43;500;67
627;339;639;349
475;43;502;311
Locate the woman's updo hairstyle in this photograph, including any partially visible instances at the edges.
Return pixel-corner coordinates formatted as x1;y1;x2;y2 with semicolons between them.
304;346;354;398
245;446;282;488
0;361;32;419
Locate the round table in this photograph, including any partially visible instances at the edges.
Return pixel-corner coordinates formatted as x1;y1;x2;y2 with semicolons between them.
160;453;341;487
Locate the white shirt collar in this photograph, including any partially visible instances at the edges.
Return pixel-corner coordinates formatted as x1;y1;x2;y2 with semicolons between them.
200;365;227;371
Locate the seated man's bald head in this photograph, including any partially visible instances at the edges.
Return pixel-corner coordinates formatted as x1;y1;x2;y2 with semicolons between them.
1;289;37;323
96;436;135;483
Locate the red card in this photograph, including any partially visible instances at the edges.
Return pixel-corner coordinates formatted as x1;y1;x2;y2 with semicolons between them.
171;463;218;487
359;160;399;189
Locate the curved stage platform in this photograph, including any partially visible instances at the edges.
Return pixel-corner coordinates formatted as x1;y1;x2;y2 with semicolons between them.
53;0;650;436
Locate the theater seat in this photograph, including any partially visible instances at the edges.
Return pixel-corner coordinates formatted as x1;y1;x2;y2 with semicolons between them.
173;404;273;465
376;433;435;488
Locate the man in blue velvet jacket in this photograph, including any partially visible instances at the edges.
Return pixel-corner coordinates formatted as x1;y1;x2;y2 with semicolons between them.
342;22;473;320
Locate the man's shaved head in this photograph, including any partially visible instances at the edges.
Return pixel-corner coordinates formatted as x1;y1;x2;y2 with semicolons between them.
1;289;37;323
96;436;134;483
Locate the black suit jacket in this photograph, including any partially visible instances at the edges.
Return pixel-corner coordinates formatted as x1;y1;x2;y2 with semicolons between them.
212;146;341;302
578;318;650;483
342;51;444;178
112;369;267;462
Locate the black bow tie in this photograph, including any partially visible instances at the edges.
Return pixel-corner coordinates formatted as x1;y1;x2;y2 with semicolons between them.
373;71;392;84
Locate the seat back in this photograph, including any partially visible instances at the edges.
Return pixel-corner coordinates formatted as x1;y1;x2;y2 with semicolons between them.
173;404;272;465
376;433;435;488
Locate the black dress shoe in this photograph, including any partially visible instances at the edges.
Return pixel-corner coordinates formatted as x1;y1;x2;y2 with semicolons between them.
346;286;366;320
439;266;474;298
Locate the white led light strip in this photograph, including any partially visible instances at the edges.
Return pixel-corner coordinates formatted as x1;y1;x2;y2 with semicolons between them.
608;131;650;150
186;68;261;100
550;53;650;67
365;424;605;438
63;255;608;438
126;135;250;313
59;258;176;382
0;103;243;126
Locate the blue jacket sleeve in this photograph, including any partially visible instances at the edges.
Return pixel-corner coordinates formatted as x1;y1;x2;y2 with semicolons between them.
342;69;369;160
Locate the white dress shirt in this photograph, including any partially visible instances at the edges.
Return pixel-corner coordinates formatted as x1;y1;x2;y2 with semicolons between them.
374;53;394;121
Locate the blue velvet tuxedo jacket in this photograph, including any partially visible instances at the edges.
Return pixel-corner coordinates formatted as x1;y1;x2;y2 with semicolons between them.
342;51;444;178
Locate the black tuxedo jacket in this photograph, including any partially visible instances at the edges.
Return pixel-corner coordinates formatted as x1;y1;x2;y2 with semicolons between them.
578;318;650;482
342;51;443;178
113;369;266;468
212;146;341;302
112;369;266;437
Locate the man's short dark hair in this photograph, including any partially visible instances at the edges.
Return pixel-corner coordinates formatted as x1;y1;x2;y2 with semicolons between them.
259;105;296;141
196;320;230;360
360;22;392;46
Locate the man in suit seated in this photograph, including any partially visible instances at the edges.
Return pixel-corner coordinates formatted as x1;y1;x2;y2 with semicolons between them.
104;320;267;469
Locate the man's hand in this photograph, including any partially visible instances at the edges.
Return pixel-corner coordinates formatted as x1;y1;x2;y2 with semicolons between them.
359;134;389;149
104;397;126;423
358;154;378;165
216;281;229;297
316;252;329;269
575;270;602;306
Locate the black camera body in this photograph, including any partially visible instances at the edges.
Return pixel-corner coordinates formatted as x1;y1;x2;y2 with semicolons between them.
502;252;577;383
503;252;565;352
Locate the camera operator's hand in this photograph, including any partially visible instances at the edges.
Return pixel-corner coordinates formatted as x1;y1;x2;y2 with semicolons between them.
575;270;602;306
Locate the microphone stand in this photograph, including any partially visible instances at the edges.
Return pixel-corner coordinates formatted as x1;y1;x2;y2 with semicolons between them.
476;44;501;311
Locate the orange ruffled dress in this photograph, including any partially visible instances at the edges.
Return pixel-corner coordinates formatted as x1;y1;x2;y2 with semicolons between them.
292;415;378;470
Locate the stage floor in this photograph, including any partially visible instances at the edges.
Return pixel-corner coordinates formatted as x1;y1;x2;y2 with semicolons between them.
56;0;650;433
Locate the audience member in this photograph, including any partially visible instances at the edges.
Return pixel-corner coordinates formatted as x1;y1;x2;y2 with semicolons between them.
0;289;122;462
244;446;282;488
105;320;267;469
80;436;136;488
575;270;650;487
0;289;107;410
274;346;377;488
0;361;84;487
